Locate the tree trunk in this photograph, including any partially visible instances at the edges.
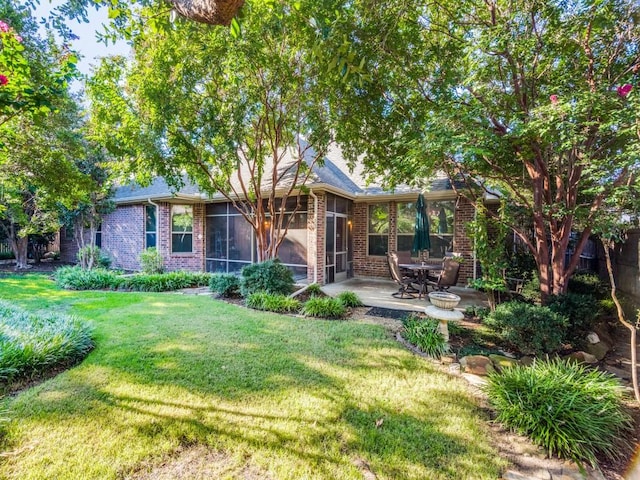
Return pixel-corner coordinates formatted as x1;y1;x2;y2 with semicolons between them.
603;242;639;403
169;0;244;26
11;235;29;270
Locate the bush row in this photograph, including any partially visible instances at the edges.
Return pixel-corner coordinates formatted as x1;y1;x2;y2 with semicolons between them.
244;290;360;319
0;300;94;386
54;266;211;292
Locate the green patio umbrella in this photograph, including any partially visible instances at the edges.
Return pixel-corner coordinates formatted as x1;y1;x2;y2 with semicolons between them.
412;193;431;254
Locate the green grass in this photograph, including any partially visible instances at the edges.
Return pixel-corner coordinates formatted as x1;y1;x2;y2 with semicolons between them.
0;275;506;479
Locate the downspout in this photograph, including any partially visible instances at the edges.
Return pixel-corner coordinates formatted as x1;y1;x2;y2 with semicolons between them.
309;189;318;284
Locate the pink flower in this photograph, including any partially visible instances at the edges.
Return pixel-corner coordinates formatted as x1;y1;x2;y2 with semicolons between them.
617;84;633;98
549;94;559;105
0;21;9;33
14;34;21;43
0;75;8;86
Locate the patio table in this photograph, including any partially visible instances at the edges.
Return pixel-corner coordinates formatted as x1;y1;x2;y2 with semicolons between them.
399;263;443;299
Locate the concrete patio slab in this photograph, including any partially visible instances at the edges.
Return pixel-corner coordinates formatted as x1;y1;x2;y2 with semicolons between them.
320;277;488;313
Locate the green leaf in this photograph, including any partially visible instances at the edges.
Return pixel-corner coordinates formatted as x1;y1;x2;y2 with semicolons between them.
230;18;241;39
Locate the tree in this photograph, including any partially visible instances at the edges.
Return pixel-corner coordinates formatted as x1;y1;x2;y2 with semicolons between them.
329;0;640;299
87;0;338;262
0;95;91;269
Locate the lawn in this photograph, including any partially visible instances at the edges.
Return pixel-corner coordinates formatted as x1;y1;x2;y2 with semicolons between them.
0;275;506;479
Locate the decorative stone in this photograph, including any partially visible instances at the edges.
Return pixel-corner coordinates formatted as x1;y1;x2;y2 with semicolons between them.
424;305;464;342
566;351;598;364
489;354;519;371
440;354;457;365
592;323;614;347
586;332;600;344
460;355;496;376
584;341;610;361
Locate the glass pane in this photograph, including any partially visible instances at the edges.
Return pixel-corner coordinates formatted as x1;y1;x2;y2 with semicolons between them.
325;193;335;213
146;233;156;249
336;253;347;273
229;216;253;261
207;216;228;258
368;235;388;256
145;205;157;232
95;232;102;248
397;235;414;252
206;203;228;215
206;259;227;273
172;205;193;233
335;196;349;214
368;204;389;234
326;215;335;261
278;213;307;265
397;202;415;234
288;265;307;281
172;233;193;253
228;261;249;273
336;217;347;252
430;234;453;258
428;200;454;235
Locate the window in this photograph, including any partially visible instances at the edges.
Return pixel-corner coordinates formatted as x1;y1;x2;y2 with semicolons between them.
428;200;455;257
368;203;389;256
145;205;157;248
95;222;102;248
396;202;416;252
171;205;193;253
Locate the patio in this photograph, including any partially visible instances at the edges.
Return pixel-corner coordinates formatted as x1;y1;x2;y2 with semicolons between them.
320;277;488;313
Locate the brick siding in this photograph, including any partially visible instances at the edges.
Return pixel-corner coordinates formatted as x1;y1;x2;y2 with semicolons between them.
102;205;145;271
157;202;205;272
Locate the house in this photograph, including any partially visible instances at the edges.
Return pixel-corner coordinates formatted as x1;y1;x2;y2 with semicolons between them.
62;149;488;286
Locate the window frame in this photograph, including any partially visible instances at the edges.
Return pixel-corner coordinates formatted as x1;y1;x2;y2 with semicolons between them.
367;203;389;257
171;204;194;254
145;204;157;249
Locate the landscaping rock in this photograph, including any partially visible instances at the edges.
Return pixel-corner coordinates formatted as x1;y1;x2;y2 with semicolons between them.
584;341;610;361
591;323;615;347
459;355;495;376
489;354;520;371
440;354;456;365
520;356;536;367
565;351;598;365
586;332;600;344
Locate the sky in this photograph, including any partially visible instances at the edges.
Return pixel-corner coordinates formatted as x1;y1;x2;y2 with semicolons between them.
32;0;130;80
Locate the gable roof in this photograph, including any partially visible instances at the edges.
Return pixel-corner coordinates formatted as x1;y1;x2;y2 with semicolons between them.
112;145;459;204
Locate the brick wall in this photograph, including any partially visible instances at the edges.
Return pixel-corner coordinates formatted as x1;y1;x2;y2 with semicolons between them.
307;193;326;284
102;205;145;271
351;197;478;285
352;202;391;278
453;198;477;284
157;202;205;272
59;227;78;263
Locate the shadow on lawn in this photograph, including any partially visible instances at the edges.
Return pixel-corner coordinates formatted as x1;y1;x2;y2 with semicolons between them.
1;288;504;478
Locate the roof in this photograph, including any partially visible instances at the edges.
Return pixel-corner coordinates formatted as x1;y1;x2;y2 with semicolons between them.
112;144;460;204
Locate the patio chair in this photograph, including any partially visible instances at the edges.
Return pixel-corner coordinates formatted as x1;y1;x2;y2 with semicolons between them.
396;250;420;280
387;252;419;299
426;257;460;291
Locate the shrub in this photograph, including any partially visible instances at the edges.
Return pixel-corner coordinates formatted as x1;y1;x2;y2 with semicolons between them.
240;259;294;297
246;292;300;313
485;359;632;467
209;273;240;297
139;247;164;274
599;298;616;315
76;246;102;269
464;305;490;319
336;291;363;308
483;301;568;355
568;273;607;298
0;251;14;260
54;266;121;290
402;315;449;358
520;274;541;304
0;300;94;385
119;271;211;292
306;283;323;296
302;297;346;319
262;294;301;313
546;293;599;345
